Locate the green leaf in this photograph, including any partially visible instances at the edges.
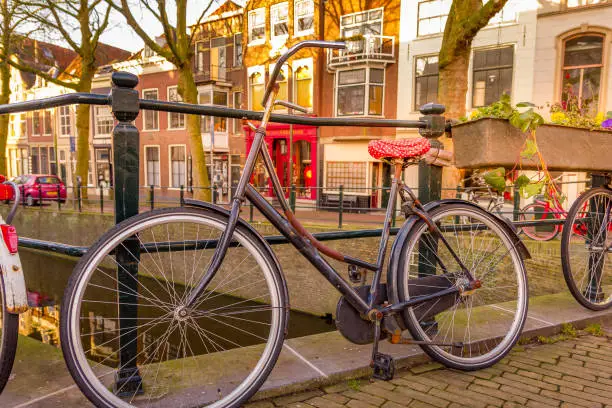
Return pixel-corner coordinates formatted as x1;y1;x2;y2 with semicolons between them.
520;139;538;159
483;167;507;193
521;181;544;198
516;102;536;108
515;175;531;189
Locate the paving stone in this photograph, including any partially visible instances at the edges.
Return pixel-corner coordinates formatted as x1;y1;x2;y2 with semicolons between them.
499;384;559;406
508;361;563;379
542;376;583;391
540;363;598;381
322;393;350;405
347;399;380;408
557;387;610;405
410;363;443;375
245;401;276;408
409;401;438;408
502;403;524;408
285;404;316;408
427;386;489;408
324;382;350;394
524;401;558;408
516;369;544;381
273;390;324;406
395;387;450;408
305;396;346;408
561;375;611;392
343;390;386;407
583;386;612;400
502;372;558;391
390;377;431;393
559;356;585;367
468;383;527;405
492;375;542;395
472;378;501;389
381;401;410;408
371;380;396;390
360;384;414;406
539;389;602;408
400;374;447;390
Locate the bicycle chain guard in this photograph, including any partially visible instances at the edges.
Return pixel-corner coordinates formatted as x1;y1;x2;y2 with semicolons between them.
335;284;388;345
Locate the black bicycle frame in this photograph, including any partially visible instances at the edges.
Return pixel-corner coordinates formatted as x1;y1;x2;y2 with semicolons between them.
183;40;466;318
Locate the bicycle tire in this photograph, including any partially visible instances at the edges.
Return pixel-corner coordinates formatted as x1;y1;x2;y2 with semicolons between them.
520;203;560;241
0;280;19;393
561;187;611;310
60;207;288;408
394;203;528;371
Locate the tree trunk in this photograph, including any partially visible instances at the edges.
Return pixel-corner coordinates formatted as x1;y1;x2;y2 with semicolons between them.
0;60;10;175
437;52;470;195
178;67;211;202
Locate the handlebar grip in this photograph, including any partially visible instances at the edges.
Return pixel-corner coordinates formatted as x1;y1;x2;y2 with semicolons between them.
263;41;346;106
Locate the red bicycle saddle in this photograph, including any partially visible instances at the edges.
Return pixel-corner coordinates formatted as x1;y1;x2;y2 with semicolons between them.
367;138;431;160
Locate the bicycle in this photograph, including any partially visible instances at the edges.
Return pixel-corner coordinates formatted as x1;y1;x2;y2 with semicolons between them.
59;41;530;408
0;178;29;393
561;174;611;310
519;176;572;241
463;172;507;219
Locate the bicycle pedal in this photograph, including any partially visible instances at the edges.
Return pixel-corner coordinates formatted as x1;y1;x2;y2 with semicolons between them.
371;352;395;381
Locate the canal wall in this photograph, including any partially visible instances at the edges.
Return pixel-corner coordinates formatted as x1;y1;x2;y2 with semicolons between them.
13;208;567;317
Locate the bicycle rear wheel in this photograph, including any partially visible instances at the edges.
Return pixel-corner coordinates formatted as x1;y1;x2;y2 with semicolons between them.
0;280;19;393
561;187;612;310
393;203;528;371
61;207;288;408
520;203;560;241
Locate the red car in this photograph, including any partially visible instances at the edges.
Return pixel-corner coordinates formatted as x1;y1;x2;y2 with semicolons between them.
9;174;67;206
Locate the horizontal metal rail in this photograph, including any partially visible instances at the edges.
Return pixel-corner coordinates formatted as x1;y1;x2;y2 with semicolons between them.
18;217;570;258
0;92;426;129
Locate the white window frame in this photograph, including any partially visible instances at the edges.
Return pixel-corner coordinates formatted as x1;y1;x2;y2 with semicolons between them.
334;67;385;117
413;54;439;112
168;144;187;189
94;106;114;137
248;8;266;46
32;111;41;136
196;41;207;73
143;45;156;59
43;109;53;136
58;106;72;137
167;86;186;130
294;0;315;37
144;145;161;187
292;58;314;111
142;88;160;131
271;2;289;41
233;33;243;67
247;65;265;110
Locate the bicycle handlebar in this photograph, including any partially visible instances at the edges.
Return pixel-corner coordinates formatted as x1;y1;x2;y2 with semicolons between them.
3;182;19;225
262;40;346;106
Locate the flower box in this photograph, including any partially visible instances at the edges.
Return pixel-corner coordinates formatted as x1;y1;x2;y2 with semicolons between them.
452;118;612;172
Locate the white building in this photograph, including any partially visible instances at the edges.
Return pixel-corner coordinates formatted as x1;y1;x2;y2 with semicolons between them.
397;0;612;201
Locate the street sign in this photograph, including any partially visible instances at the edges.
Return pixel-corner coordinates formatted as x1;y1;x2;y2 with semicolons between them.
69;136;75;152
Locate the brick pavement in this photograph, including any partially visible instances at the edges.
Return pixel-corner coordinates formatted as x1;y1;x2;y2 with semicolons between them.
246;333;612;408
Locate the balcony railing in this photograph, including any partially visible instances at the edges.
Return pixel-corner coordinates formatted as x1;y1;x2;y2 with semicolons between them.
193;65;228;83
327;35;395;68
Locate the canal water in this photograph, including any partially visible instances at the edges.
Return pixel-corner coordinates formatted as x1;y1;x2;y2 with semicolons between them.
18;248;336;355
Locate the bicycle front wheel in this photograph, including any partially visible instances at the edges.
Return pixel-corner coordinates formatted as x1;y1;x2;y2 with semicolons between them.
561;187;612;310
395;203;528;370
61;207;288;408
520;203;560;241
0;282;19;393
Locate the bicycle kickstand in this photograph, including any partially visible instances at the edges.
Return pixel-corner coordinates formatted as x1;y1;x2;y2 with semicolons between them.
370;314;395;381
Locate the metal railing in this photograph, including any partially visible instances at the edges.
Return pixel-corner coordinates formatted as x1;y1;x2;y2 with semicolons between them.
327;35;395;68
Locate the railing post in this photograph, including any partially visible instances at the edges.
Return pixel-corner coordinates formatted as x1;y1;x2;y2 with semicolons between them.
110;72;143;396
290;184;296;213
57;184;61;211
338;184;344;229
149;185;154;210
513;185;520;222
180;185;185;206
76;177;82;213
99;185;104;214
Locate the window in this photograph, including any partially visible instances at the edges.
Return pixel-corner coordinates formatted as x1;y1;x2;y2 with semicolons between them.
336;68;384;116
326;162;367;192
248;8;265;45
145;146;160;187
210;37;226;81
143;45;155;58
31;147;39;173
142;89;159;130
234;33;243;67
32;111;40;135
417;0;451;36
19;114;26;137
295;0;314;36
196;42;207;73
472;46;514;107
294;61;313;109
43;110;52;135
50;147;57;175
59;106;71;136
249;68;265;111
95;106;114;136
232;92;243;135
40;147;49;173
170;146;186;188
561;34;604;115
270;64;288;110
415;56;439;109
271;2;289;39
168;87;185;129
201;90;229;133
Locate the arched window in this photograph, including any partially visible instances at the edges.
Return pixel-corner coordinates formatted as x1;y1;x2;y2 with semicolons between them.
561;34;604;114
